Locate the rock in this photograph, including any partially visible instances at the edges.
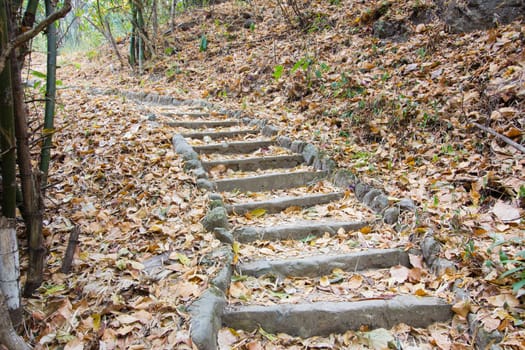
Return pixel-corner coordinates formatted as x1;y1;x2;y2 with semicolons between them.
442;0;525;33
262;125;279;136
302;144;319;165
213;228;234;244
371;194;389;213
321;158;336;172
202;207;229;232
184;159;202;170
291;140;306;153
277;136;292;149
355;182;371;200
208;199;224;210
363;189;383;206
468;313;503;349
421;235;442;267
196;178;217;191
372;20;407;39
399;198;417;211
244;18;255;29
189;287;226;350
208;193;223;201
192;167;208;179
431;258;457;276
383;207;400;224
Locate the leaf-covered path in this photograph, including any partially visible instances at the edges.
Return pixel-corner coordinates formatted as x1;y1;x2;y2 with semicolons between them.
23;0;525;348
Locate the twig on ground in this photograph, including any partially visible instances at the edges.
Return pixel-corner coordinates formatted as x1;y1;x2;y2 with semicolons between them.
472;122;525;154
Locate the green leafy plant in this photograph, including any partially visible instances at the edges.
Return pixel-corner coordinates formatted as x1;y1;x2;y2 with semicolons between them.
273;65;284;80
487;234;525;293
199;34;208;52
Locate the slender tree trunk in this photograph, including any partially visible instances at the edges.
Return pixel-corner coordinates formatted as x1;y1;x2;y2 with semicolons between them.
40;0;57;188
170;0;176;33
0;289;30;350
0;217;22;325
129;1;137;66
0;0;17;220
11;49;45;297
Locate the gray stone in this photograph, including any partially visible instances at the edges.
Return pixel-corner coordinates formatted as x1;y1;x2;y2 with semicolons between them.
226;192;344;215
184;159;202;171
168;120;239;128
332;170;357;188
208;193;223;201
242;117;253;125
223;296;452;338
302;144;319;165
201;207;229;232
208;199;224;210
363;189;383;206
172;134;199;161
277;136;292;149
196;179;216;191
189;287;226;350
371;194;389;213
262;125;279;136
399;198;417;211
291;140;306;153
431;258;457;276
213;171;328;193
421;235;442;267
383;207;400;224
442;0;525;33
233;220;368;243
192;167;208;179
373;20;408;39
210;246;234;292
237;249;410;277
213;228;234;244
468;313;503;349
355;182;371;200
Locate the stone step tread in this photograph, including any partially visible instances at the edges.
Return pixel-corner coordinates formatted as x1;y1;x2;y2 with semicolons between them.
233;220;368;243
213;170;328;193
193;140;277;154
167;120;240;128
162;112;211;118
222;296;452;338
203;154;305;172
226;191;345;215
236;248;410;277
182;129;258;140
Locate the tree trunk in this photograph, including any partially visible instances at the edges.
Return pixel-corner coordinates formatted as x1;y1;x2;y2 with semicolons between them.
11;51;45;297
0;0;17;220
0;217;22;326
0;289;30;350
40;0;57;188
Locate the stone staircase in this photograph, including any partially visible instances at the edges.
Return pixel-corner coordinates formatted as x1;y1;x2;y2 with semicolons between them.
160;103;453;349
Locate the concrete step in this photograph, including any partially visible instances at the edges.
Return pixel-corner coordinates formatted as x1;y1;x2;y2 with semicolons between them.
214;171;327;193
182;129;257;140
162;112;210;118
226;192;344;215
193;140;277;154
236;248;410;277
203;154;305;172
167;120;240;128
233;220;368;243
222;296;452;338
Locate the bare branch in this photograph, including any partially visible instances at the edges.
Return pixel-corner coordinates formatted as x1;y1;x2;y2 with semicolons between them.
0;0;72;74
473;122;525;154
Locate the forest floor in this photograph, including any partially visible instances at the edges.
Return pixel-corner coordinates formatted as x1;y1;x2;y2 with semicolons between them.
21;0;524;349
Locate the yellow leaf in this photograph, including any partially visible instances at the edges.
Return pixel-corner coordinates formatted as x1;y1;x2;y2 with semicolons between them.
249;208;267;218
319;276;331;287
92;313;101;331
43;128;55;136
414;287;428;296
149;224;163;233
360;226;372;234
175;253;191;266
